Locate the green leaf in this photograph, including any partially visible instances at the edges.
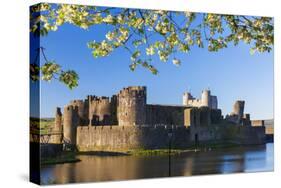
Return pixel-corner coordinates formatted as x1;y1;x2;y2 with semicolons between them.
59;70;79;89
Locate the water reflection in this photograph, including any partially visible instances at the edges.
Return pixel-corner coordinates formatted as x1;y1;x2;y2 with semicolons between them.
41;143;273;184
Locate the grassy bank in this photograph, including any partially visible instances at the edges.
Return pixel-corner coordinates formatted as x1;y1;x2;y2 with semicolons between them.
126;149;192;156
76;142;242;156
41;142;245;163
126;142;241;156
41;152;81;165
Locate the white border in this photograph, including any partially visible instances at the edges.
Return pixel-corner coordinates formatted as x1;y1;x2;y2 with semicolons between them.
0;0;280;188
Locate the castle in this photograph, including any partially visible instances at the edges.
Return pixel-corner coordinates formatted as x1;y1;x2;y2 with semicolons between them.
183;90;218;109
52;86;266;151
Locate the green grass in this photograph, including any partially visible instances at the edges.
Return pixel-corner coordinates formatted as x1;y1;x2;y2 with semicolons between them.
126;142;242;156
41;152;81;165
40;143;244;163
126;149;194;156
30;117;55;135
77;151;130;156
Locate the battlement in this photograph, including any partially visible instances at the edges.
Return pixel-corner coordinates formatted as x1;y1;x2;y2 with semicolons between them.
90;96;110;104
87;95;109;102
70;99;84;105
118;86;146;97
77;124;188;132
183;89;217;109
64;105;79;112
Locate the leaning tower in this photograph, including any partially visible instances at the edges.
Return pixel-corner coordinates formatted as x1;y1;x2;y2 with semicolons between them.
117;86;147;126
232;100;245;119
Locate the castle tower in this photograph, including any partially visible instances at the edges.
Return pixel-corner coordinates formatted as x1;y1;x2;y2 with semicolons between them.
201;89;211;107
183;92;192;106
210;96;218;109
53;107;62;143
63;105;79;145
232;100;245;119
70;100;86;125
88;96;111;125
117;86;147;126
97;97;111;124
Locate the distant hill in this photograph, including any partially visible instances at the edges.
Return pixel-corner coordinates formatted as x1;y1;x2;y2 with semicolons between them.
30;117;55;122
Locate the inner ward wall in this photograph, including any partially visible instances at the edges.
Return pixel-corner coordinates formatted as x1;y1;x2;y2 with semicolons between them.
145;105;187;125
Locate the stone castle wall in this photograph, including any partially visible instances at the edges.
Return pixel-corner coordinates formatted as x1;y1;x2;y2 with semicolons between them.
233;126;266;145
75;123;265;152
56;86;267;151
145;105;187;126
89;96;112;125
76;126;191;151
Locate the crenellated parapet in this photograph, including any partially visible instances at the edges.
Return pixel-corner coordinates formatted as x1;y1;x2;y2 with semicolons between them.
183;89;218;109
118;86;147;97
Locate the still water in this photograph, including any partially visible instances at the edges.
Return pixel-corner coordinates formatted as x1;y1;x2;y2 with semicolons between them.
41;143;273;184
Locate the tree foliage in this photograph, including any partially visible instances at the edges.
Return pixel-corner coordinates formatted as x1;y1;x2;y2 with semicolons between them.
30;47;79;89
30;3;273;88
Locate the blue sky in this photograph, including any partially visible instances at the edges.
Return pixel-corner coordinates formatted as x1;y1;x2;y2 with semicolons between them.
33;10;273;120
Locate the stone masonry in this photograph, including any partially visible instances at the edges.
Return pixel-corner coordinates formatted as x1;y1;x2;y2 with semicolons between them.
53;86;266;151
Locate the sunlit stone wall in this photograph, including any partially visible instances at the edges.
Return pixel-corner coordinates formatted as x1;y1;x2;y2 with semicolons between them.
76;125;191;152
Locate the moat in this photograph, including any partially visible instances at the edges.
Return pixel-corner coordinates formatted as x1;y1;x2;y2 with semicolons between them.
40;143;273;184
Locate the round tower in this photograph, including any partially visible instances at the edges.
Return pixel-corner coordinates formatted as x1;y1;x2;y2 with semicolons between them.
63;105;79;145
201;89;211;107
183;92;192;106
117;86;147;126
70;100;85;125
